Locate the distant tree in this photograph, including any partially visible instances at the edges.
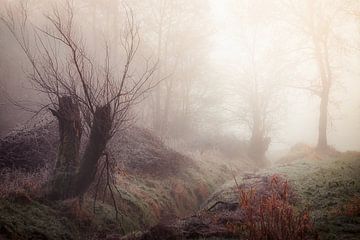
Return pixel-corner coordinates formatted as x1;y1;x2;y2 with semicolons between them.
127;0;211;137
1;2;156;200
233;50;287;166
282;0;347;151
230;0;288;166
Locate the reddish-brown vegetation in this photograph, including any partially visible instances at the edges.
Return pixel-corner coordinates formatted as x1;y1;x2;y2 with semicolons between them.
0;167;50;198
122;174;318;240
334;196;360;217
235;175;317;240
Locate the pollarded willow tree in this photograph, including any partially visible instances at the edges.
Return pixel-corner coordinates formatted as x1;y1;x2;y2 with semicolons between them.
1;2;156;200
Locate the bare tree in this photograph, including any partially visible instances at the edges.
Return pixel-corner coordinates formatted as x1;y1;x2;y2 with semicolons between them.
282;0;347;151
1;1;156;200
232;53;287;166
229;0;288;166
127;0;210;137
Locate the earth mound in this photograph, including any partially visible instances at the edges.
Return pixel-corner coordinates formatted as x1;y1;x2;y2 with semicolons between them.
0;120;194;177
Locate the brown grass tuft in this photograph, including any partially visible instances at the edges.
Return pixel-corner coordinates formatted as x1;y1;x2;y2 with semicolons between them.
0;167;50;199
333;196;360;217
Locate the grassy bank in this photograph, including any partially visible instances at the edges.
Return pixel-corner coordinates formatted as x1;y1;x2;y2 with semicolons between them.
0;149;253;240
203;149;360;240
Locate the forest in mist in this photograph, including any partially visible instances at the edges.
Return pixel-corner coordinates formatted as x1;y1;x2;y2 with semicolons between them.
0;0;359;240
0;0;359;153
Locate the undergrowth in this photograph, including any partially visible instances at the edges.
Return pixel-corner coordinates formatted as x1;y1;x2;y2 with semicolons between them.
0;167;50;198
233;175;317;240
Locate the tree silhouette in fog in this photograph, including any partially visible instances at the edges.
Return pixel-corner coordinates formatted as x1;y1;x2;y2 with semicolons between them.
1;1;156;200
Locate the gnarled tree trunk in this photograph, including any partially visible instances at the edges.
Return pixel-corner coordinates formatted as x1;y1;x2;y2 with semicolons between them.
48;96;82;200
248;132;270;167
48;100;112;200
247;104;270;167
73;104;112;197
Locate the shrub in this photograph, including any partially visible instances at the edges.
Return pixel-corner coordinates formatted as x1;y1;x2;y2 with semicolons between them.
237;175;317;240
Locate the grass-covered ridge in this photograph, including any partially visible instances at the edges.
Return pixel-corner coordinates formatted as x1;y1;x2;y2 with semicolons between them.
0;123;254;239
2;121;358;239
272;151;360;240
127;147;360;239
203;148;360;240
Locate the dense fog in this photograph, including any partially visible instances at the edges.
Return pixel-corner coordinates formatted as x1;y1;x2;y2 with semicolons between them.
1;0;359;155
1;1;360;239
